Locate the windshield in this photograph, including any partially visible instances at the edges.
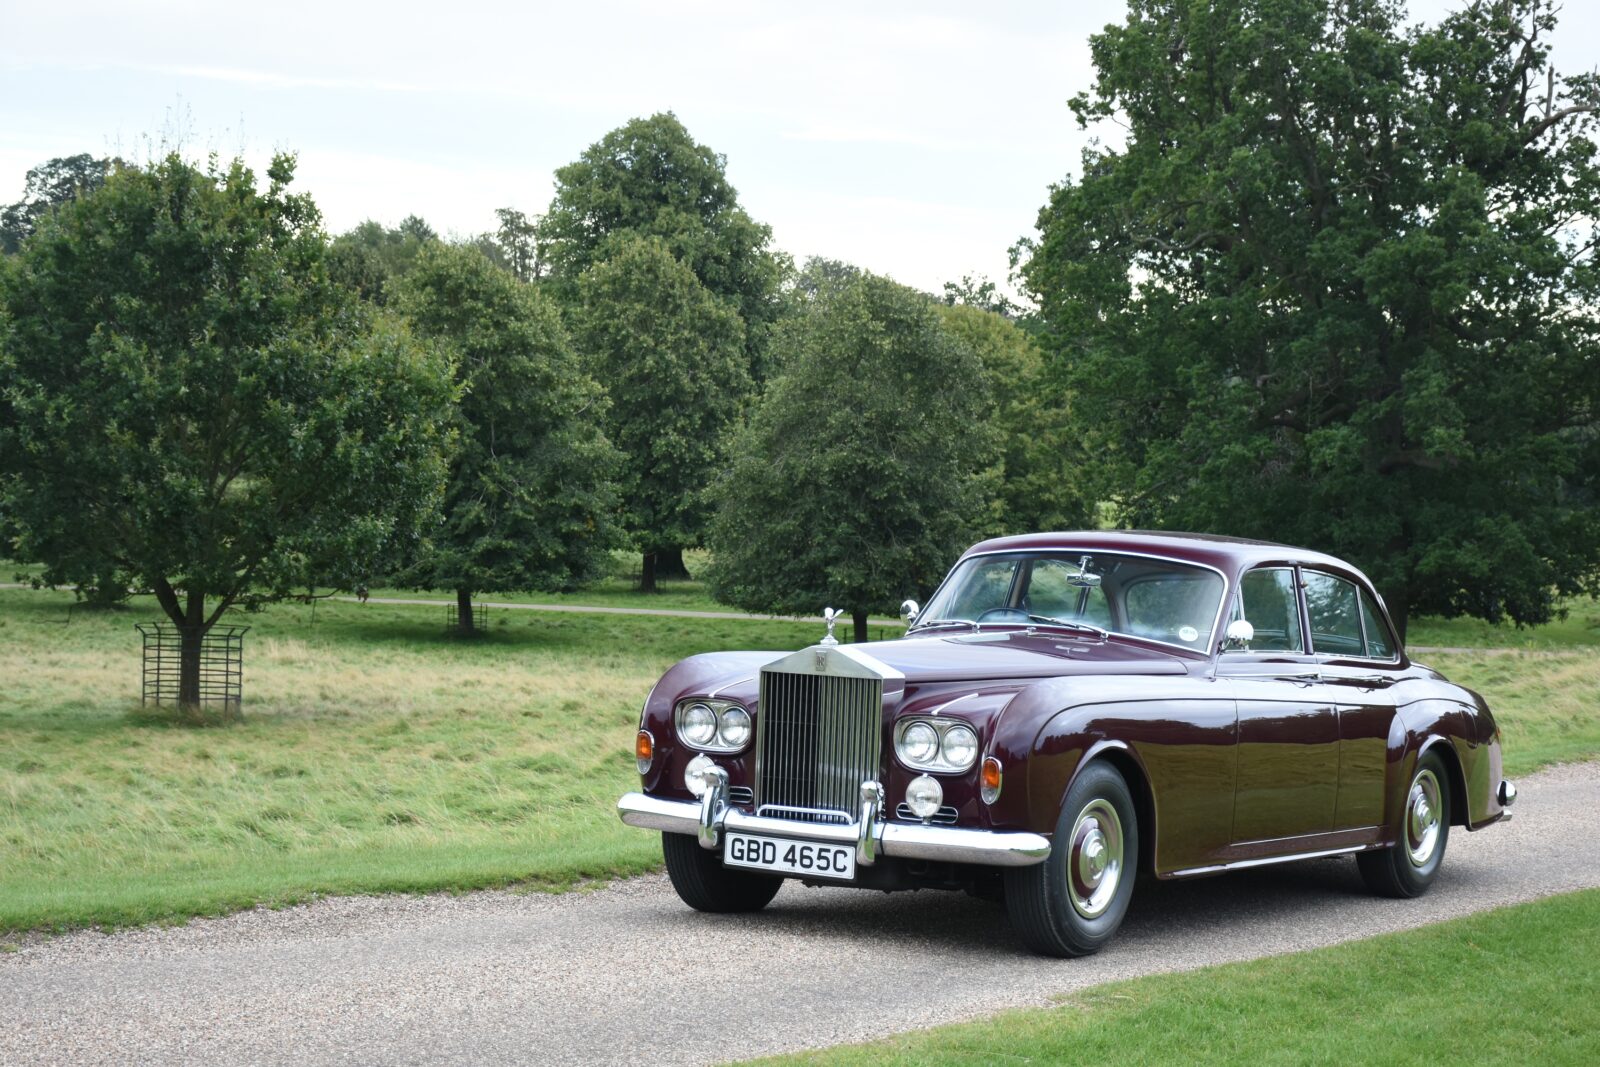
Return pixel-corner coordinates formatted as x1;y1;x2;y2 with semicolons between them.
914;551;1225;652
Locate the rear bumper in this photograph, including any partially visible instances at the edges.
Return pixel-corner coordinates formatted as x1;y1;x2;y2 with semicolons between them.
618;784;1051;869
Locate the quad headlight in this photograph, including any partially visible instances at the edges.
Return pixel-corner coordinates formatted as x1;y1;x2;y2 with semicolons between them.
674;699;754;753
894;719;982;773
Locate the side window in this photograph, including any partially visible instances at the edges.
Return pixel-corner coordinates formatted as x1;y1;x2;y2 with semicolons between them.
1359;590;1396;659
1304;572;1364;656
1237;568;1303;652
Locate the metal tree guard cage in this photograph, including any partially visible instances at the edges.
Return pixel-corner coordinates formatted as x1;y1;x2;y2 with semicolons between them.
136;622;249;715
445;601;488;632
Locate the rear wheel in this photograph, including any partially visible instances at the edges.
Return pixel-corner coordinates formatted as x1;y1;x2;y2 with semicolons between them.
1358;749;1451;898
1005;761;1139;957
662;832;782;913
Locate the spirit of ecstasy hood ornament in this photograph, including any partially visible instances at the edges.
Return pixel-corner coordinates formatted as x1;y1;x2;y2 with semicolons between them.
820;606;843;646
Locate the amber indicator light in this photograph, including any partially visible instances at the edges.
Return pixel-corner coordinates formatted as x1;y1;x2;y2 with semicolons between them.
981;757;1002;791
635;731;653;762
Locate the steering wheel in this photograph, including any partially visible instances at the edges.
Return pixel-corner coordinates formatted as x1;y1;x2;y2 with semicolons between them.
975;607;1030;624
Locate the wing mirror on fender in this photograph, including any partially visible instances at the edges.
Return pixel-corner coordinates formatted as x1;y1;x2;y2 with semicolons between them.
1222;619;1254;651
900;600;920;627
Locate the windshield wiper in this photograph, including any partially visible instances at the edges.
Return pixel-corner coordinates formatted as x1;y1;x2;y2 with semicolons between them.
1026;614;1110;639
909;618;980;633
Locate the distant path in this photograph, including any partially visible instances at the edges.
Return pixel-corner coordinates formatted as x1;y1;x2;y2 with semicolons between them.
1;762;1593;1067
0;583;902;627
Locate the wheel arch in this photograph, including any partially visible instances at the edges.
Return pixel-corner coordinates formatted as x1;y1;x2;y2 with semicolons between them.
1415;735;1469;829
1065;740;1156;876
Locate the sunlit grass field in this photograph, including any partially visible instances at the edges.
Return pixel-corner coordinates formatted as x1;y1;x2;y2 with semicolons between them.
0;573;1595;937
756;888;1600;1066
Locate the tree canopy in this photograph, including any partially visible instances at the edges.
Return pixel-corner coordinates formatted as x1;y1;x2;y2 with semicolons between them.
1;154;118;255
936;303;1089;535
1020;0;1600;635
708;273;998;641
0;153;456;703
575;233;749;590
539;112;784;376
328;215;440;305
396;243;622;630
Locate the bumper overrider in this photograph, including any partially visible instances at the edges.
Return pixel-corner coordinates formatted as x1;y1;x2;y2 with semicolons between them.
617;768;1051;869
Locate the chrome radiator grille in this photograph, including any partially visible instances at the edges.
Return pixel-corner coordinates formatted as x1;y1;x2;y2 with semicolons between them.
756;669;883;823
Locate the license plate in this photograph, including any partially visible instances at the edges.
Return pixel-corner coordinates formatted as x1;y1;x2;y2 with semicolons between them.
724;832;856;881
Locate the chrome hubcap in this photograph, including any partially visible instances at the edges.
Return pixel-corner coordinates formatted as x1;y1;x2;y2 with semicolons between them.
1067;799;1124;919
1406;768;1443;867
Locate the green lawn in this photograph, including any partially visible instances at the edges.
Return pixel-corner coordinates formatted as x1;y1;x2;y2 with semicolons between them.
1408;598;1600;650
754;888;1600;1066
0;581;1594;936
0;587;819;934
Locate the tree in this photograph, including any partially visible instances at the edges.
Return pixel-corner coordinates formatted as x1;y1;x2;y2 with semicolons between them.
1;154;117;254
495;207;542;282
707;274;998;642
539;112;784;377
1020;0;1600;637
0;153;456;708
396;244;623;633
574;234;749;591
940;274;1020;319
328;215;440;305
936;303;1090;534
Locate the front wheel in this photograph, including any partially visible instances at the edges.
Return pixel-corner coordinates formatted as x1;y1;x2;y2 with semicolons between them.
1005;761;1139;957
1358;748;1451;898
662;832;782;913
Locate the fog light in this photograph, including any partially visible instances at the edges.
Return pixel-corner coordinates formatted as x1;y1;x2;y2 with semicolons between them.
684;754;717;797
905;774;943;820
635;730;654;774
980;756;1003;805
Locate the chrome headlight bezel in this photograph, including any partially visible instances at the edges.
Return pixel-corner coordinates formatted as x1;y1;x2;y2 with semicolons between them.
894;718;982;773
674;698;754;753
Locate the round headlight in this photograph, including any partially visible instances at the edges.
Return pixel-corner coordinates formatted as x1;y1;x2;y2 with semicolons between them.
718;706;752;748
681;703;717;746
941;725;979;770
684;753;717;797
905;774;944;819
899;721;939;764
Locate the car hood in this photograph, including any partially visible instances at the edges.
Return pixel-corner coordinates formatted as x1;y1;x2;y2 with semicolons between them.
859;631;1194;683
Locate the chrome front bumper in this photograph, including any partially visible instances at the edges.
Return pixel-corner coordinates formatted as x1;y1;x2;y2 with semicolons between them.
617;771;1051;869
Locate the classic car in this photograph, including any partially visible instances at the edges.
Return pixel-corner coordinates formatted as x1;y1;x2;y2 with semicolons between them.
617;531;1515;957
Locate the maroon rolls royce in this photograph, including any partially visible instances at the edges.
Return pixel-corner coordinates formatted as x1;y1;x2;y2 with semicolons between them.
617;532;1515;956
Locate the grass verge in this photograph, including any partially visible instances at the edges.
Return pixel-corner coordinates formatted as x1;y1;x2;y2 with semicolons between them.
753;888;1600;1066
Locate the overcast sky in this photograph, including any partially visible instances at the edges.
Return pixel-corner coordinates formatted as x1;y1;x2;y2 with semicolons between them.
3;1;1596;297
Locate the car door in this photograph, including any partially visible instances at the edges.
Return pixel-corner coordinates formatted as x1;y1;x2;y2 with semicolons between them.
1215;565;1340;843
1304;571;1402;831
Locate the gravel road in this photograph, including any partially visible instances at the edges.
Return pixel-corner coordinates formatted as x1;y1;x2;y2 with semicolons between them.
3;762;1596;1067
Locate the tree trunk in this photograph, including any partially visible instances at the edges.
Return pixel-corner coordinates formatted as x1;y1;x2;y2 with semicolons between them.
640;552;658;593
853;610;869;644
456;587;476;635
179;623;203;708
655;546;692;581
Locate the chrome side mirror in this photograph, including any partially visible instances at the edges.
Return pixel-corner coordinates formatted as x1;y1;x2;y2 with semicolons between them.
899;599;920;627
1222;618;1254;651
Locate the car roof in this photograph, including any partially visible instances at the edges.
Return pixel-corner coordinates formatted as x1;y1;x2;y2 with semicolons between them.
960;530;1362;579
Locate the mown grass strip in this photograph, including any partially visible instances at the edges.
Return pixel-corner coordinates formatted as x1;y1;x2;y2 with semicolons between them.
753;888;1600;1066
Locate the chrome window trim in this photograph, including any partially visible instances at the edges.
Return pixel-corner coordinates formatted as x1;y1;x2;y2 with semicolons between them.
913;547;1230;659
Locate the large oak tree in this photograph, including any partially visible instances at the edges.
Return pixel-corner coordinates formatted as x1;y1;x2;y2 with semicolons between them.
0;154;456;706
1021;0;1600;635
